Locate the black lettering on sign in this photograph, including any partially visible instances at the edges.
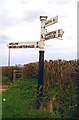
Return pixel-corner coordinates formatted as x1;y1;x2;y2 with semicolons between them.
9;43;18;45
9;46;12;48
53;31;56;34
53;18;56;22
58;34;61;37
58;30;60;33
45;20;52;25
36;45;39;48
13;46;16;48
19;46;22;48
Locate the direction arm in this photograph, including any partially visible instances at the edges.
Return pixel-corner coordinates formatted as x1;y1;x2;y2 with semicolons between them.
45;29;64;40
45;15;58;27
8;41;40;49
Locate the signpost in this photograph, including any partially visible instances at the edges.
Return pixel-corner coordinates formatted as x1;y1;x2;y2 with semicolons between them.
7;15;64;109
36;16;64;109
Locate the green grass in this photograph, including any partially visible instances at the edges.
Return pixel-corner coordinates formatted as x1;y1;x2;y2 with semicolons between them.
2;78;54;118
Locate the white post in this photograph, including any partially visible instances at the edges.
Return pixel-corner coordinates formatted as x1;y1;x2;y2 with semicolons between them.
39;16;48;51
8;48;10;66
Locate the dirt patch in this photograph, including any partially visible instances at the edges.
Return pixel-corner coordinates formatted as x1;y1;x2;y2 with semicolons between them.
0;85;9;92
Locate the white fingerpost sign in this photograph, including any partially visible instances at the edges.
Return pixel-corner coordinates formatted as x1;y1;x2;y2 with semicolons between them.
45;15;58;27
45;29;64;40
8;41;40;48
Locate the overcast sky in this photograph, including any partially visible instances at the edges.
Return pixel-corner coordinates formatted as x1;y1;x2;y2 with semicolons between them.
0;0;78;66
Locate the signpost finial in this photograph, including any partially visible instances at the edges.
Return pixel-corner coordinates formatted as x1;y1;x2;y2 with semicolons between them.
40;16;48;21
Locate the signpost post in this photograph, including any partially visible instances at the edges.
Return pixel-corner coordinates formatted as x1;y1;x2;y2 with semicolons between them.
36;16;47;109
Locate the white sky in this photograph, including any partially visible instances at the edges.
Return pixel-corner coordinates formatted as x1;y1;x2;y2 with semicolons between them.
0;0;78;66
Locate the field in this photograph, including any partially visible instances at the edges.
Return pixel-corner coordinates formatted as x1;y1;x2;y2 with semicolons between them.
1;60;79;119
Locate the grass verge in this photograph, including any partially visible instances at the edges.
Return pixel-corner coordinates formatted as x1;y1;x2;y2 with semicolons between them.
2;78;53;119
